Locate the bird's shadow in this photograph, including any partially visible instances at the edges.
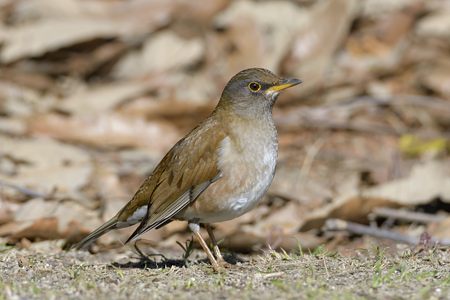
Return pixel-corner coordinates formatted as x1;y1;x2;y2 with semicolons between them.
110;258;183;269
110;253;243;270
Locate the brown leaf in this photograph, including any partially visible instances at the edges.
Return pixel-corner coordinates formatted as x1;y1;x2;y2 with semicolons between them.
254;202;304;235
214;0;309;75
28;113;180;151
58;77;168;115
300;160;450;231
0;0;180;63
362;160;450;204
113;31;204;78
0;68;54;92
0;200;15;225
9;217;60;242
428;217;450;240
0;18;125;63
301;196;399;231
416;10;450;41
281;0;357;97
421;63;450;99
0;136;92;193
14;198;99;233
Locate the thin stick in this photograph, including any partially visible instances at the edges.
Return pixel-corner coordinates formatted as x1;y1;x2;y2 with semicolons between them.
325;219;450;246
371;207;447;224
0;180;46;198
299;136;326;179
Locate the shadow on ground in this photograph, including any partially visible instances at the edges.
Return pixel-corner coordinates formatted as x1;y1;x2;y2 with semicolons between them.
110;253;243;270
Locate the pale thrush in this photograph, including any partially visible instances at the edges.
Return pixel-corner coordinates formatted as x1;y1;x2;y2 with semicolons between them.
74;68;301;270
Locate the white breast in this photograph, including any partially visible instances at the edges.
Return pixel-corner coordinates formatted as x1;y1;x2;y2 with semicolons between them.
201;128;277;223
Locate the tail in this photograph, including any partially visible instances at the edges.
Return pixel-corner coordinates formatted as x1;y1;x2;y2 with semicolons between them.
72;218;118;250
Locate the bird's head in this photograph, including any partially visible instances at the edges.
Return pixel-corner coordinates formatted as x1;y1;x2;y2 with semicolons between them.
218;68;302;115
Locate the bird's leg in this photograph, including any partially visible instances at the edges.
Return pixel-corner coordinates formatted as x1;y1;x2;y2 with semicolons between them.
188;222;220;271
205;224;224;262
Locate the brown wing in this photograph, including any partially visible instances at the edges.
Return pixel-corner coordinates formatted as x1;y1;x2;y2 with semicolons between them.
124;118;227;243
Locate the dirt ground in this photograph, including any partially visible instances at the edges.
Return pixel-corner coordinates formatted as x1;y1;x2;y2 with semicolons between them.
1;242;449;300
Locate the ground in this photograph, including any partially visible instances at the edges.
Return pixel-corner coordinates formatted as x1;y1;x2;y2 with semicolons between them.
0;242;449;299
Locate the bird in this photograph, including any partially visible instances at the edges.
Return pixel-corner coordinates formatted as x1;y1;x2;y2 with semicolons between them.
73;68;301;270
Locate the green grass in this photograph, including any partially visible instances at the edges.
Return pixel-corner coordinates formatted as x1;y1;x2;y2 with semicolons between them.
0;242;449;299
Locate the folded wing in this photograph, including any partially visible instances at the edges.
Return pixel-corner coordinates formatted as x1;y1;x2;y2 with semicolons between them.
125;120;227;243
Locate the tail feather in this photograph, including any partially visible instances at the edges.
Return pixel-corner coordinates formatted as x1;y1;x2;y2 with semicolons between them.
72;218;118;250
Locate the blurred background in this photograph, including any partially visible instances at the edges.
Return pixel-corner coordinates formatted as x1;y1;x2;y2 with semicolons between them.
0;0;449;254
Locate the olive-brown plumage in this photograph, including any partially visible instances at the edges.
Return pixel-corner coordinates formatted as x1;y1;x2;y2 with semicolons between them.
74;68;301;270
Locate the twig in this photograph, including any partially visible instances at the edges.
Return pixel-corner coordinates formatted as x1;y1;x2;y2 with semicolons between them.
299;136;326;179
325;219;450;246
323;257;330;278
254;272;285;279
0;179;46;198
371;207;447;224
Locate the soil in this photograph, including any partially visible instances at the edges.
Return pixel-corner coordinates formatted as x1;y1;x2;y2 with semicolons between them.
1;242;449;299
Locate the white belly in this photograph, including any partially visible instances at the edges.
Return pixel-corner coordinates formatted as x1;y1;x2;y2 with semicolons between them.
183;131;278;223
204;166;275;223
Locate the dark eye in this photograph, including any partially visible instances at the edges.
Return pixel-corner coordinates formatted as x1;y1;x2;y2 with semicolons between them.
248;82;261;92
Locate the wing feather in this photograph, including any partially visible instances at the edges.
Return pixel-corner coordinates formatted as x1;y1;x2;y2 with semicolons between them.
124;118;227;243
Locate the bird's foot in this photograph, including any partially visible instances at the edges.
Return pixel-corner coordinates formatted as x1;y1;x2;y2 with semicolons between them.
209;260;233;272
217;258;233;269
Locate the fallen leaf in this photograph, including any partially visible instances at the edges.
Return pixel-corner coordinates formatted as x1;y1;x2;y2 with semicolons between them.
300;160;450;230
0;18;125;63
0;199;15;225
9;217;60;242
363;160;450;205
281;0;357;97
0;136;92;193
28;113;180;151
215;0;309;73
428;217;450;240
58;77;168;115
113;31;204;78
416;10;450;41
421;63;450;99
14;198;99;232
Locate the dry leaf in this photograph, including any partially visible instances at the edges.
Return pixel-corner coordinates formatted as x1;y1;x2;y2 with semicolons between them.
416;10;450;41
421;63;450;99
215;0;309;73
0;18;126;63
428;217;450;240
300;160;450;231
363;160;450;205
113;31;204;78
361;0;421;18
281;0;357;96
58;78;168;115
0;136;92;193
14;198;99;232
9;217;60;242
0;199;15;225
28;113;180;151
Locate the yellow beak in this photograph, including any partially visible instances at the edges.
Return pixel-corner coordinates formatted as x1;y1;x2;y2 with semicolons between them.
267;78;302;93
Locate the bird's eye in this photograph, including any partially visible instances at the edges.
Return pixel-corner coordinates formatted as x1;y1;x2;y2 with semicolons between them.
248;82;261;92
